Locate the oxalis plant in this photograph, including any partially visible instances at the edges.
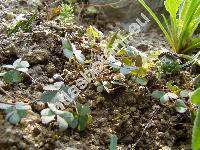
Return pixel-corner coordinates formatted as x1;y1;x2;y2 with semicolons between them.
40;81;92;131
138;0;200;54
0;59;32;124
0;58;30;84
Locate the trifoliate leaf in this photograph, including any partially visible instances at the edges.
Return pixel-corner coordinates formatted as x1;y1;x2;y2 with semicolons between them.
4;103;30;124
175;99;187;113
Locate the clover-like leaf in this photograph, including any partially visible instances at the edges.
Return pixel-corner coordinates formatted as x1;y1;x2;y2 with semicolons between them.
74;50;85;64
180;90;190;98
80;105;91;116
175;99;187;113
3;70;22;84
160;94;170;104
41;91;59;103
43;82;64;91
151;90;165;99
135;77;147;85
62;38;74;59
4;102;31;124
41;108;55;124
78;115;88;131
57;115;69;130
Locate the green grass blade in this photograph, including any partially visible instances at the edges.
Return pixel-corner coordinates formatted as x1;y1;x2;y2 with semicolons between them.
192;107;200;150
178;0;200;52
138;0;175;50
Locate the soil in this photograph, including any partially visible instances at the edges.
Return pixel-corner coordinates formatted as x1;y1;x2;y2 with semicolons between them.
0;0;195;150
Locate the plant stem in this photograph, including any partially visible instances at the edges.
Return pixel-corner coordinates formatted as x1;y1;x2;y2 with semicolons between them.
0;87;14;100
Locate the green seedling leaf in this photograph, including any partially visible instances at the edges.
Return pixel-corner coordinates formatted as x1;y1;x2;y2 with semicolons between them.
0;103;12;109
109;134;118;150
13;58;29;69
3;65;14;69
41;91;58;103
166;82;181;94
43;82;64;91
62;38;74;59
4;102;30;124
192;108;200;150
135;77;147;85
3;70;22;84
191;88;200;105
160;94;170;104
41;108;55;124
122;57;133;66
57;111;74;130
86;25;102;41
180;90;190;98
15;102;31;110
74;49;85;64
57;115;69;130
167;92;178;99
151;90;165;99
69;117;78;129
108;32;118;49
80;105;91;116
78;115;88;131
175;99;187;113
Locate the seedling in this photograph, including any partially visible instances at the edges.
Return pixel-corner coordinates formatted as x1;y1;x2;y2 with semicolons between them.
0;59;30;84
0;102;31;124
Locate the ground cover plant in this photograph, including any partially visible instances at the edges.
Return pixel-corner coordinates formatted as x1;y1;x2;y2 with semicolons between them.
0;0;199;149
